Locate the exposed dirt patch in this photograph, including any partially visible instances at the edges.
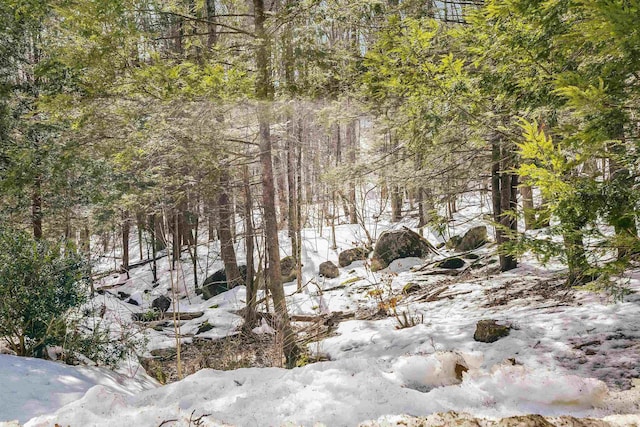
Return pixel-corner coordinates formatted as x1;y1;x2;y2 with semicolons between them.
140;332;284;384
484;279;575;308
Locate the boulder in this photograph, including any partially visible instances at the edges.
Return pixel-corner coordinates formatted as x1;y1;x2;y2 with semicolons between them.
280;256;297;283
338;247;369;267
202;265;248;300
473;319;510;343
455;226;487;252
319;261;340;278
152;295;171;313
436;257;465;269
370;228;436;271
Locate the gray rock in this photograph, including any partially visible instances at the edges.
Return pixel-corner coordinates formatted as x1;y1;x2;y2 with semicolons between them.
280;256;297;283
152;295;171;313
338;247;369;267
319;261;340;278
455;226;487;251
474;319;510;343
370;228;436;271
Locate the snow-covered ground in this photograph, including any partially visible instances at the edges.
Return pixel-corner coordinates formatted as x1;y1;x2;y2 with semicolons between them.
2;195;640;426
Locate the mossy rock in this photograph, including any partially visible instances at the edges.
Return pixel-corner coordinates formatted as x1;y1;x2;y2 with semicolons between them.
338;247;370;267
280;256;297;283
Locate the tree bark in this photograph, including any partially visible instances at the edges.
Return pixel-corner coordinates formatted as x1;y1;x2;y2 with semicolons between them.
521;185;535;230
254;0;298;367
121;210;130;276
492;136;517;271
243;164;258;329
218;169;241;287
32;176;43;239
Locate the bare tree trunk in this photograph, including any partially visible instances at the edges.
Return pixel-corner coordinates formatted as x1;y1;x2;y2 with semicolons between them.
32;176;43;239
254;0;298;367
218;169;241;287
286;114;301;290
347;119;358;224
243;164;258;328
492;136;517;272
521;185;535;230
149;214;159;285
136;211;145;260
121;210;130;277
205;0;217;48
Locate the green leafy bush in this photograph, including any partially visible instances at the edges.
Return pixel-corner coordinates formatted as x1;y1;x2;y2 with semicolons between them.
0;228;89;357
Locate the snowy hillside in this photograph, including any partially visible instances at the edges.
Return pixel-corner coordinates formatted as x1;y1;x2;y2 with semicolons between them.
2;199;640;427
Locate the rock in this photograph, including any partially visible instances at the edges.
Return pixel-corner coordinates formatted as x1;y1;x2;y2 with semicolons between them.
436;257;465;269
319;261;340;278
463;253;480;260
152;295;171;313
196;322;214;335
280;256;297;283
474;319;510;343
125;298;139;306
455;226;487;251
370;228;436;271
117;291;131;300
338;247;369;267
202;265;249;300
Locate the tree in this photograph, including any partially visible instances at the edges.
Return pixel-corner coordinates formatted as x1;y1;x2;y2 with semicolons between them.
0;227;88;357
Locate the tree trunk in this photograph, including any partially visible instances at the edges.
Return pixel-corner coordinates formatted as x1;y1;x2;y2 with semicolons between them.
286;114;301;290
564;229;590;285
492;136;517;272
149;214;159;285
32;176;43;239
136;211;145;260
218;169;241;288
609;136;638;260
521;185;535;230
254;0;299;367
121;210;130;276
347;119;358;224
243;164;258;329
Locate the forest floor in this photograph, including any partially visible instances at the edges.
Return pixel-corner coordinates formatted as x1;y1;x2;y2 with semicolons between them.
2;198;640;426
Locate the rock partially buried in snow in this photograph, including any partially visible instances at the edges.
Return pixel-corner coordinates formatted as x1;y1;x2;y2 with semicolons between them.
474;319;511;343
371;228;436;271
201;265;248;299
455;226;488;252
319;261;340;278
338;247;369;267
436;257;465;269
280;256;298;283
151;295;171;313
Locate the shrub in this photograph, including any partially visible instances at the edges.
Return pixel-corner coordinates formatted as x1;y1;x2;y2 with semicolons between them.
0;228;89;357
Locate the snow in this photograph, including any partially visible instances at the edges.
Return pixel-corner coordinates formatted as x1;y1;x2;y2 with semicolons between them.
2;193;640;426
0;355;157;424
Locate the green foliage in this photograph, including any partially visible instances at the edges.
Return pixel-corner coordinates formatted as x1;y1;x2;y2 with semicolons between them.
0;227;89;357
